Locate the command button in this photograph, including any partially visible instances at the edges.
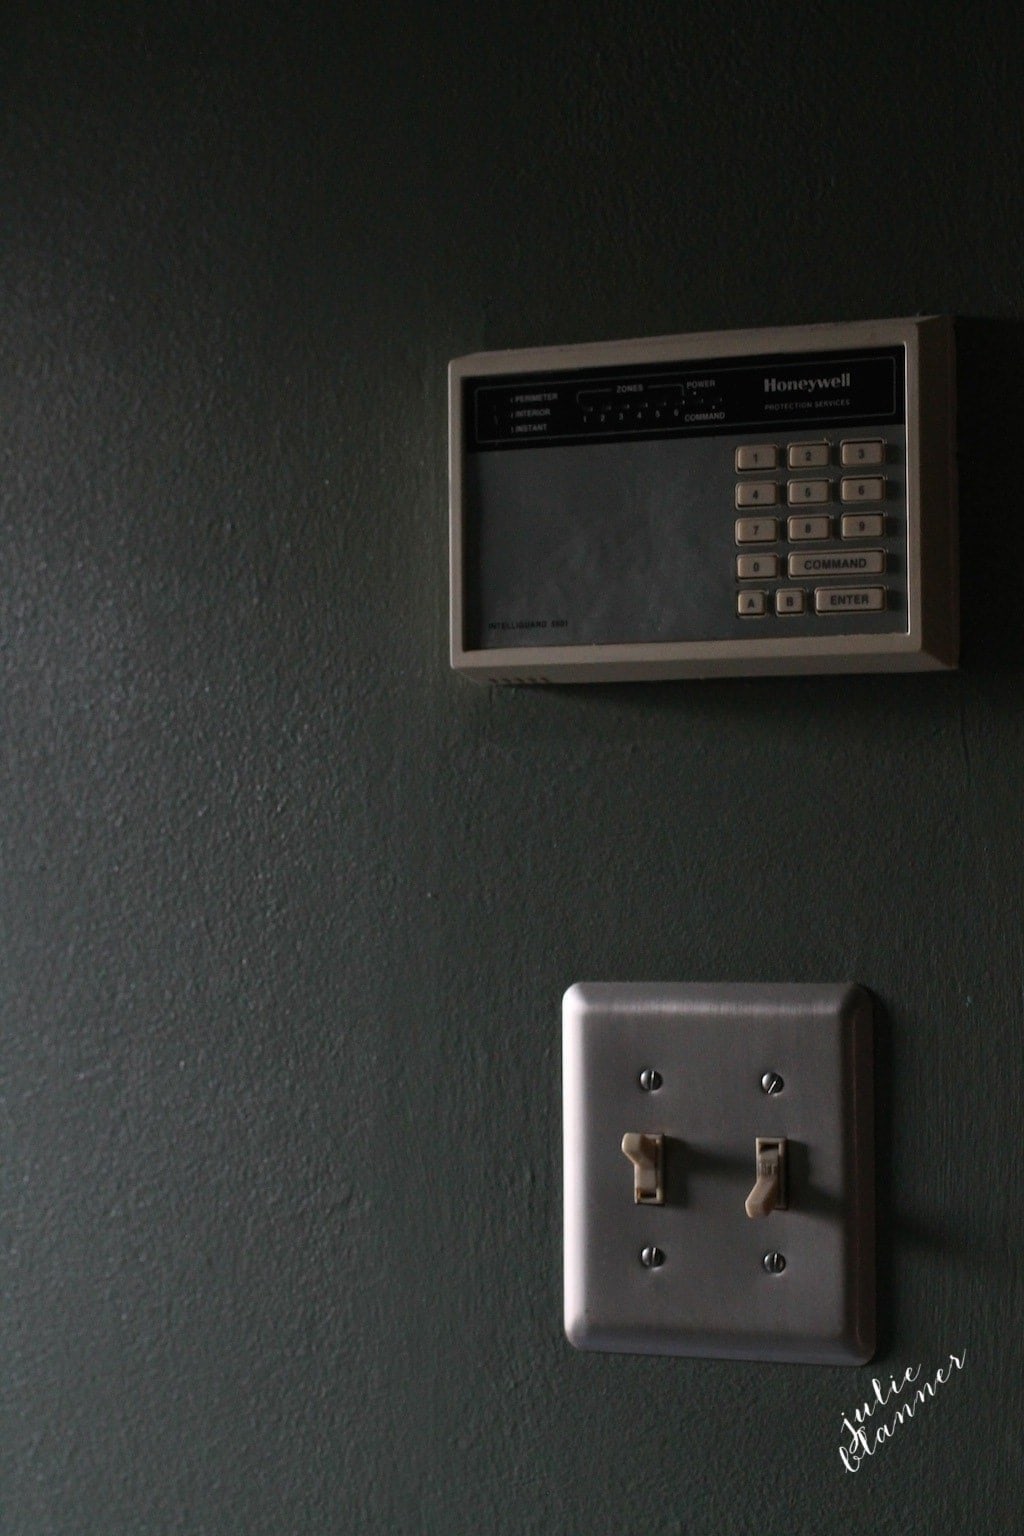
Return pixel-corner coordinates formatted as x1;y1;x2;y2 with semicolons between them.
789;550;885;579
814;586;886;614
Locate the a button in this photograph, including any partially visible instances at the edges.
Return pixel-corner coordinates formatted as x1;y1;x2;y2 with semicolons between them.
736;553;779;580
735;445;779;471
787;479;829;506
814;586;886;614
775;588;806;616
735;517;780;544
787;514;831;541
840;476;885;503
840;439;885;467
787;442;830;468
736;482;780;508
789;550;885;579
737;590;768;617
841;513;885;539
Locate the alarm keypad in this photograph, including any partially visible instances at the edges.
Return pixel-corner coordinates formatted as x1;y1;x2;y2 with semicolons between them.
731;429;904;629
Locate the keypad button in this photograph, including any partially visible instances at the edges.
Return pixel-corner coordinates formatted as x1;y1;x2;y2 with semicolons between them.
735;481;780;508
735;444;779;471
814;586;886;614
737;590;768;617
840;476;885;504
841;513;885;539
787;479;830;506
789;550;885;579
787;515;831;542
736;553;779;580
735;517;780;544
775;588;806;616
840;439;885;467
787;442;830;469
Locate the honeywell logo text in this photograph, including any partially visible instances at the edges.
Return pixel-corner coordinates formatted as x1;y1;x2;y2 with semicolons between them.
764;372;852;393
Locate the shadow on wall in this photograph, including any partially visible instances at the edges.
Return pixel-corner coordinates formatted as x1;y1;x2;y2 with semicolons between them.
941;316;1022;675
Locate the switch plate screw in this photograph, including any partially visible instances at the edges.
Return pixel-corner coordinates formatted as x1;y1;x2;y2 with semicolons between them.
639;1068;663;1092
640;1245;666;1269
762;1251;786;1274
761;1071;784;1095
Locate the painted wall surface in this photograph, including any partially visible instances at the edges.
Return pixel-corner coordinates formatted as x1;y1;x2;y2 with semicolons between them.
2;5;1021;1532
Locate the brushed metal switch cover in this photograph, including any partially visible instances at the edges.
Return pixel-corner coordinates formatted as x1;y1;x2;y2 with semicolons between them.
562;982;875;1365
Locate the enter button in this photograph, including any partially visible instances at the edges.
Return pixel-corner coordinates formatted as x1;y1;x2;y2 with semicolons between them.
814;586;886;614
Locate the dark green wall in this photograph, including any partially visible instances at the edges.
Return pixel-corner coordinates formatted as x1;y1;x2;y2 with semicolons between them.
3;4;1020;1531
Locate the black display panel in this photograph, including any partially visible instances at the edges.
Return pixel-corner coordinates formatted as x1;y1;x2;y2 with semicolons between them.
465;346;904;451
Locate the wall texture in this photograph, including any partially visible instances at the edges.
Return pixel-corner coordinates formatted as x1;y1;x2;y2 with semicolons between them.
2;4;1022;1532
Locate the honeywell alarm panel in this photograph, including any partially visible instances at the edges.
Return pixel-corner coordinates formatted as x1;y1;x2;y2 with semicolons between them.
449;317;957;681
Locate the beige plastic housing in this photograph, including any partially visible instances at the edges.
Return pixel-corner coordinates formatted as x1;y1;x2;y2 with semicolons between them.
449;316;957;682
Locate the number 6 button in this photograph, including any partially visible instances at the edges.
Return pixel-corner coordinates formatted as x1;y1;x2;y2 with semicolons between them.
840;477;885;503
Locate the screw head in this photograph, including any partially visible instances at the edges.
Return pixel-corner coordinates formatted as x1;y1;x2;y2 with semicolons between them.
638;1068;663;1092
760;1071;784;1095
762;1251;787;1274
640;1245;666;1269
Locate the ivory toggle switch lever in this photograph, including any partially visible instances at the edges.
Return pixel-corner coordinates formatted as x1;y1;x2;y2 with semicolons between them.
745;1137;787;1218
621;1132;664;1204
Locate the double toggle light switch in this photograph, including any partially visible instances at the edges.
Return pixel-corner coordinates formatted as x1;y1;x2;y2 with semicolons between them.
563;982;875;1365
620;1132;787;1216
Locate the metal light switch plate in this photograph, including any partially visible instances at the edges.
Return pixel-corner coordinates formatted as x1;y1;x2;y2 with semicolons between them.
562;982;875;1365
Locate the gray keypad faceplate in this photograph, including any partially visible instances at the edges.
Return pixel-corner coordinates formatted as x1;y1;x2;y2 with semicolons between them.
465;423;906;649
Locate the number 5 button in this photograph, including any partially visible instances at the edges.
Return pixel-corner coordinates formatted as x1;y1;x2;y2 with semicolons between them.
787;480;829;506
